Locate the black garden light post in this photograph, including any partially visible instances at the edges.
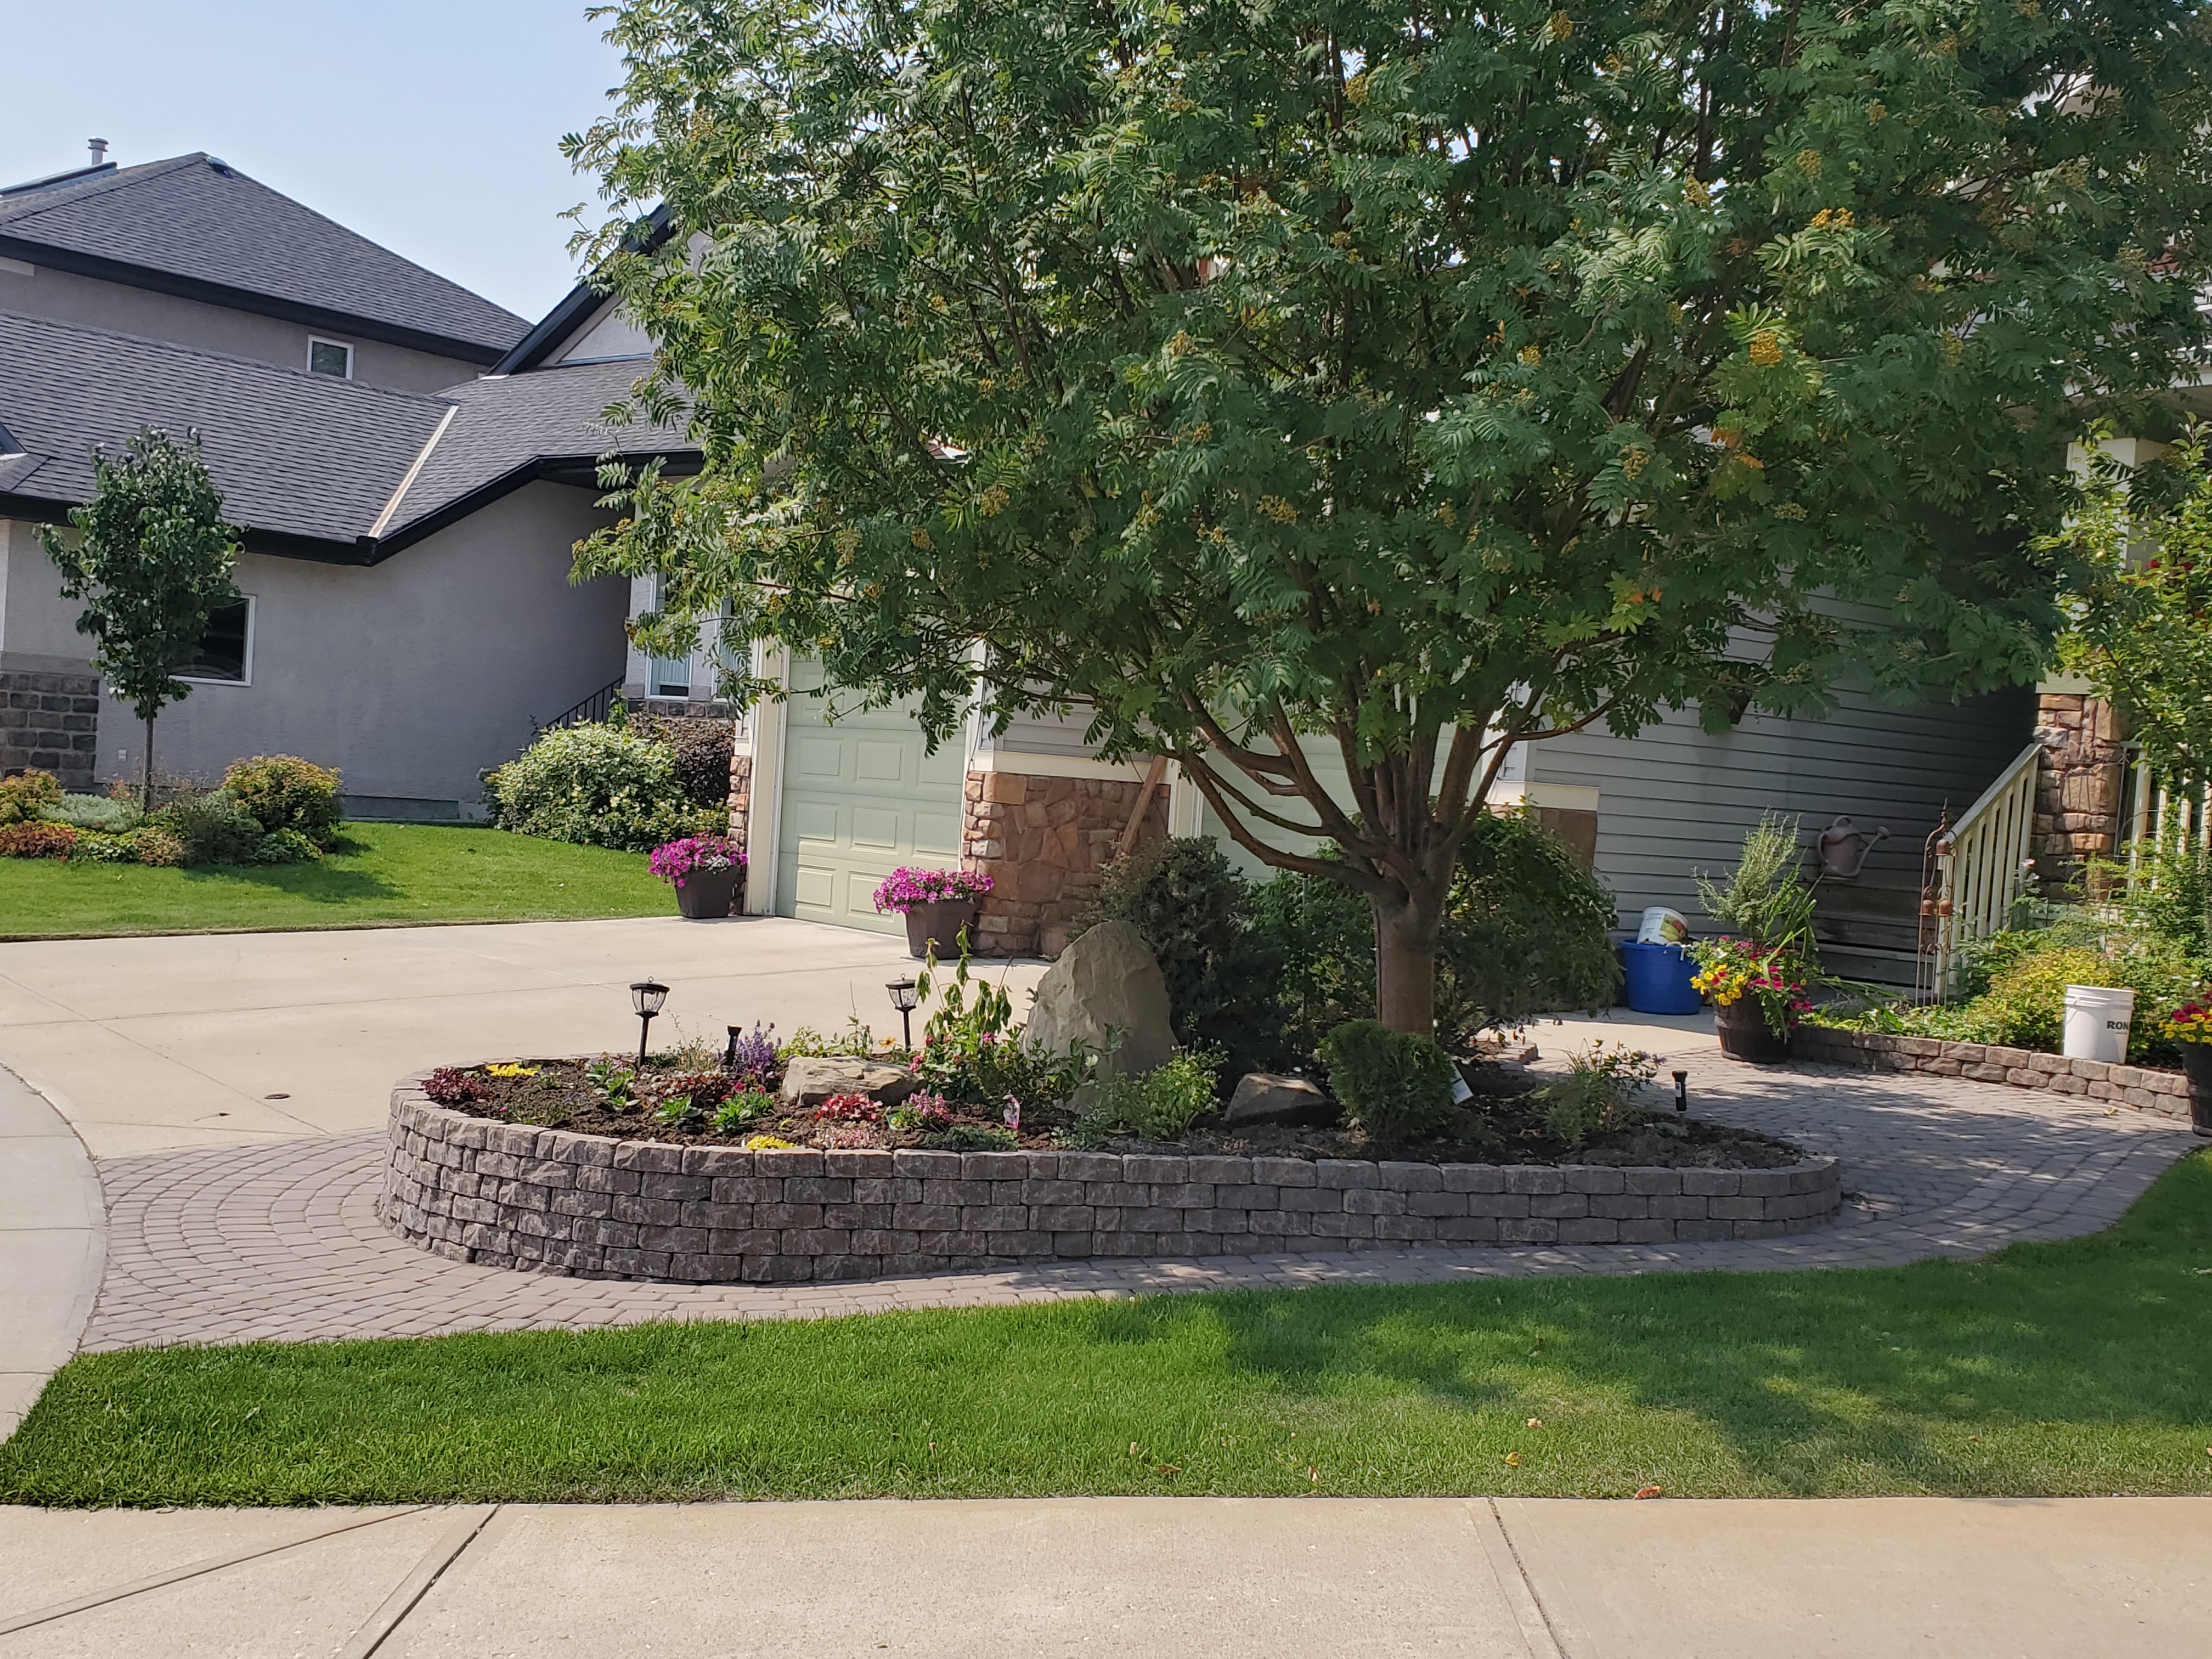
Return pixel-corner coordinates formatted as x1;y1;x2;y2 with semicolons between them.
630;978;669;1066
1673;1069;1689;1115
885;978;920;1051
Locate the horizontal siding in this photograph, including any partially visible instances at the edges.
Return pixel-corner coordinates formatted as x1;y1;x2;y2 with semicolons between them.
1527;687;2036;939
994;707;1102;759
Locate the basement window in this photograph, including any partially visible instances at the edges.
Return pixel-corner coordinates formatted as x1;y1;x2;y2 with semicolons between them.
175;598;253;685
307;337;354;379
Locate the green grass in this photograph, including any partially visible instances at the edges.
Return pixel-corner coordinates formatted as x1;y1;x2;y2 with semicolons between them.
0;822;672;938
7;1151;2210;1508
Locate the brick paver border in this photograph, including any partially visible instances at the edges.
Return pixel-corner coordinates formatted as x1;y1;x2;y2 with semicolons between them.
1792;1026;2198;1119
77;1060;2199;1352
386;1085;1842;1283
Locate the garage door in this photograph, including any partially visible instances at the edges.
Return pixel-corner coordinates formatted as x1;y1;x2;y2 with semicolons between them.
773;660;967;934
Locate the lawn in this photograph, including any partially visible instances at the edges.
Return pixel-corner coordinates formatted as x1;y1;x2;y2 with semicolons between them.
0;822;672;938
5;1151;2208;1508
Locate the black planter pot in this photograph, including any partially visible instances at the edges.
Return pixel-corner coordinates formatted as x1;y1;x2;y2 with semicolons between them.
905;899;979;959
2183;1044;2212;1137
1716;997;1792;1064
673;864;742;920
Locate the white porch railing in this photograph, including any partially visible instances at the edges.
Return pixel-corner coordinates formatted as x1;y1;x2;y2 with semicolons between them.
1927;741;2042;997
2126;755;2209;866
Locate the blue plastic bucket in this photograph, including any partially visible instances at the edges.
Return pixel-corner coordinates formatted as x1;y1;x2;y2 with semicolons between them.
1619;940;1703;1015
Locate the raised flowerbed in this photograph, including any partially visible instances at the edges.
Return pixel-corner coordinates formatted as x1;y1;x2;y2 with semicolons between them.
1792;1026;2193;1122
383;1076;1842;1284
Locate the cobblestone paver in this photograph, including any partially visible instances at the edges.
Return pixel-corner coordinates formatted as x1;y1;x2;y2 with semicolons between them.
80;1062;2199;1351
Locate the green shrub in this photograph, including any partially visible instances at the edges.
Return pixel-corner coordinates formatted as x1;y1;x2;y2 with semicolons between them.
1536;1042;1660;1146
1438;809;1621;1046
148;792;266;865
39;793;139;833
122;825;187;867
1070;1047;1226;1144
1696;812;1818;960
1249;866;1375;1064
253;828;321;865
223;755;342;848
1317;1019;1458;1146
1075;837;1286;1074
481;722;717;853
0;770;61;827
1961;939;2195;1062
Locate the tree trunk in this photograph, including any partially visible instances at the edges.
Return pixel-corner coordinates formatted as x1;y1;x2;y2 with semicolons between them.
1372;896;1441;1036
142;714;155;815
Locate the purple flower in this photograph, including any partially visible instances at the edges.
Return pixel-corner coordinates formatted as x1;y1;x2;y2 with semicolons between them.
871;865;994;914
650;835;746;887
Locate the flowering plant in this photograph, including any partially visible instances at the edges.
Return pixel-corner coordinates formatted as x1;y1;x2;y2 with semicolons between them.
1689;936;1813;1036
422;1066;483;1106
815;1091;882;1123
724;1020;778;1086
2161;998;2212;1044
649;834;746;887
871;865;993;914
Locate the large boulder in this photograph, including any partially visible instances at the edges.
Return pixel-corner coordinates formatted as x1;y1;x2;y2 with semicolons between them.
1222;1073;1338;1128
778;1056;916;1110
1023;920;1176;1078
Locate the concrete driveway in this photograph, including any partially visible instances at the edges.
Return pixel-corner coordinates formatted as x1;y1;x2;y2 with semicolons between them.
0;916;1046;1159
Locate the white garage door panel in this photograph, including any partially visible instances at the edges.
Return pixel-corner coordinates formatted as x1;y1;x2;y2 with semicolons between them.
774;662;969;935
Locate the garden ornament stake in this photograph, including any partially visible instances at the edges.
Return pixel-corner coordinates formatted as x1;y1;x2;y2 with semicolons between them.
885;978;921;1051
630;979;668;1066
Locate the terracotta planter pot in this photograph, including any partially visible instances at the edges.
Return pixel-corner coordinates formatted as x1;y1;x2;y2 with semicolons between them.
1716;996;1792;1064
904;899;978;959
2182;1044;2212;1137
673;864;742;920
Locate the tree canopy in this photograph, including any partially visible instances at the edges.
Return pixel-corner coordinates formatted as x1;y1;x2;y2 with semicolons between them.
567;0;2212;1028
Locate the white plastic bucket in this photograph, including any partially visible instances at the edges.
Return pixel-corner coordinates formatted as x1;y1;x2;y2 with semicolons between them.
1637;906;1690;945
2062;985;2136;1064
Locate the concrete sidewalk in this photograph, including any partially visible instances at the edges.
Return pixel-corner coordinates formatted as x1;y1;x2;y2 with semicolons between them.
0;1496;2205;1657
0;1069;99;1441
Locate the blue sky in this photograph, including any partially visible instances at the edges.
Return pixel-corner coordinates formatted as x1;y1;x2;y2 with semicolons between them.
0;2;628;323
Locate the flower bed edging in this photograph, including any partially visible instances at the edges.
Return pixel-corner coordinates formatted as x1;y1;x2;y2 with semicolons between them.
384;1081;1842;1284
1791;1026;2190;1121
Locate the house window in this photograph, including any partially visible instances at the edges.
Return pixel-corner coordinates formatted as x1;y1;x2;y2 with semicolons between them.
650;658;691;698
176;597;253;684
307;338;353;379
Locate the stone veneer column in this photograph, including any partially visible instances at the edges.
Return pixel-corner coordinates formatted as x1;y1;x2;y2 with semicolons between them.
962;769;1169;956
0;669;100;793
726;753;754;854
2032;691;2125;896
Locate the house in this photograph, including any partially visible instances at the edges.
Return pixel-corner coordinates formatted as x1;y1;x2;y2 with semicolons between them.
0;145;699;820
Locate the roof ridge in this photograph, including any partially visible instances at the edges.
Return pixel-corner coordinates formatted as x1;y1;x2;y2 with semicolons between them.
0;153;205;220
0;306;460;410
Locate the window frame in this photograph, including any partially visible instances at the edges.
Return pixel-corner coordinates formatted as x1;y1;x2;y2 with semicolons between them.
306;337;354;379
176;595;256;687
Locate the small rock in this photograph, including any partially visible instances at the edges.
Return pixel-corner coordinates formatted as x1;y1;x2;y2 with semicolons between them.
1460;1059;1542;1098
1023;920;1175;1078
1222;1073;1338;1127
778;1056;915;1110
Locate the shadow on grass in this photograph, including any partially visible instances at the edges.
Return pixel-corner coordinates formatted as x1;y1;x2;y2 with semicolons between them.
176;860;400;905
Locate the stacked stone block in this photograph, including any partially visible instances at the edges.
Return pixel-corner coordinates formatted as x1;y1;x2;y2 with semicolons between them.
0;669;100;793
726;753;753;855
1791;1026;2190;1121
385;1085;1842;1284
2032;691;2126;895
961;770;1168;956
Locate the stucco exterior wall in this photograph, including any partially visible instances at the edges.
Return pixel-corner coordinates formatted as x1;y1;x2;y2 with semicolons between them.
0;518;98;674
0;261;488;393
95;482;628;809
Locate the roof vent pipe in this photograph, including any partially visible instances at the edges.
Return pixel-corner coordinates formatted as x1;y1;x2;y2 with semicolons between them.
87;138;109;167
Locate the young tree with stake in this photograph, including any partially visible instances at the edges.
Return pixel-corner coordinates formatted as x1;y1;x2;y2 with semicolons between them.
42;428;240;811
567;0;2212;1032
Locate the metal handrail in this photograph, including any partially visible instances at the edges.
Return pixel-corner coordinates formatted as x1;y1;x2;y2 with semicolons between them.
1927;740;2043;997
535;675;625;734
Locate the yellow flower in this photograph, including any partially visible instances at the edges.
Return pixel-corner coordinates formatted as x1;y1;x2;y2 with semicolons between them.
484;1063;539;1079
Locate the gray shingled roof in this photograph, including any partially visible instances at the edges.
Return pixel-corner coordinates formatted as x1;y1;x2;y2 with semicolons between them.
0;311;696;558
0;155;528;358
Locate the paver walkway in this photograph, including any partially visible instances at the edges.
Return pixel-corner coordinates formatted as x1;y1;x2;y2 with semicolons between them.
80;1056;2195;1350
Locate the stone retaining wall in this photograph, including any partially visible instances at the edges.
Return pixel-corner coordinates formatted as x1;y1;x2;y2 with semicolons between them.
384;1085;1842;1284
1792;1026;2191;1121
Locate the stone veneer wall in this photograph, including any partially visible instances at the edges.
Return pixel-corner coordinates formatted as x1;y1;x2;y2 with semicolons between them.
385;1085;1842;1284
0;669;100;792
2032;691;2126;896
1792;1025;2190;1121
962;770;1169;956
726;753;753;856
